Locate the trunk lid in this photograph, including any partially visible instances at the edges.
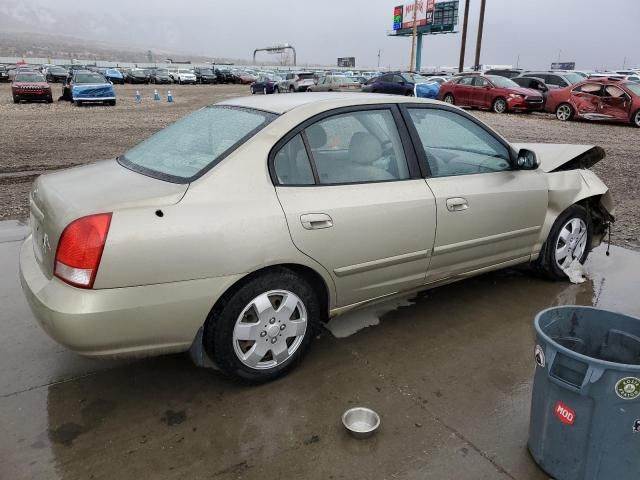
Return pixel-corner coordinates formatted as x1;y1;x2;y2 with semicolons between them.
29;159;188;279
511;143;606;172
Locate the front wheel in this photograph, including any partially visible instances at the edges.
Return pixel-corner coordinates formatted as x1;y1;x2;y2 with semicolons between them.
556;103;574;122
535;205;592;280
632;109;640;128
274;86;280;94
443;93;455;105
289;86;295;93
204;269;321;383
492;97;507;113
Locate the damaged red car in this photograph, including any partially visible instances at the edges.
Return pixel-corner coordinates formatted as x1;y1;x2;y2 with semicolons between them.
12;71;53;104
546;78;640;127
438;74;543;113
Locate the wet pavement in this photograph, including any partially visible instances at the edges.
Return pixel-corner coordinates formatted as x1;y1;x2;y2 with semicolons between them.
1;221;639;480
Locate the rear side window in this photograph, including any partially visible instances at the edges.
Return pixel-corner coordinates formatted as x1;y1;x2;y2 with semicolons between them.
458;77;474;85
305;109;410;185
120;106;275;182
273;135;315;185
573;83;603;95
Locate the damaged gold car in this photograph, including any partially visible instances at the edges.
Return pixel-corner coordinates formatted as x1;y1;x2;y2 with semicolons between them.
19;94;614;382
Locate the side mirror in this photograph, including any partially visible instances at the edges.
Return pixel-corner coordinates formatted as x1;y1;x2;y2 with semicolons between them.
516;149;539;170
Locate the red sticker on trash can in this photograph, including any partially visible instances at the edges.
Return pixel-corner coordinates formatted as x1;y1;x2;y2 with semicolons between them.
554;401;576;425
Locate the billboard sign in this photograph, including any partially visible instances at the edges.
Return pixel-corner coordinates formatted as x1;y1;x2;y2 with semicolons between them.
551;62;576;70
393;0;436;30
337;57;356;68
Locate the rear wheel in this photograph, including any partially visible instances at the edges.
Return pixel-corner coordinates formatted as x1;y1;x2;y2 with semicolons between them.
74;100;82;106
204;269;321;383
492;97;507;113
250;86;255;94
289;85;295;93
274;86;280;93
535;205;592;280
556;103;574;122
263;87;267;95
443;93;455;105
632;110;640;128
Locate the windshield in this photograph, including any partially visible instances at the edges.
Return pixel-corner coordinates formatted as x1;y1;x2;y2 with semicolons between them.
50;67;67;73
15;73;46;82
156;69;169;75
625;82;640;96
200;69;213;74
75;73;106;83
120;106;276;182
298;73;314;79
487;75;519;88
563;73;584;84
401;73;429;83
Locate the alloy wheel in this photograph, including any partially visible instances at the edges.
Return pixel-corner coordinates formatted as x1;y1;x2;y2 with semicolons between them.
493;99;507;113
232;290;308;370
557;104;572;121
634;110;640;127
263;87;267;95
554;218;588;270
444;94;454;104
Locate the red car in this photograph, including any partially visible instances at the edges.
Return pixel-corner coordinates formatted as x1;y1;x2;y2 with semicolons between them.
438;74;543;113
545;78;640;127
12;71;53;104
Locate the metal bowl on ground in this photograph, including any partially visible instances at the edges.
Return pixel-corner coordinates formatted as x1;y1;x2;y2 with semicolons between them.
342;407;380;439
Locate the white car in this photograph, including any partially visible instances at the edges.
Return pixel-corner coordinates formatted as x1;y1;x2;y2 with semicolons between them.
175;69;196;85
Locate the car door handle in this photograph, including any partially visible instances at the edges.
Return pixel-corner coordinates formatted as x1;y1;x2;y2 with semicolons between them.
446;197;469;212
300;213;333;230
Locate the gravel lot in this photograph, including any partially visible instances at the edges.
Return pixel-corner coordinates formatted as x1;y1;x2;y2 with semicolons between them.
0;83;637;249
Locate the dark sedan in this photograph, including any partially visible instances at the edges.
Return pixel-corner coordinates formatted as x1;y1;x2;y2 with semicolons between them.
125;69;149;84
193;67;217;84
44;66;69;83
150;69;173;84
0;65;8;82
251;74;282;94
362;72;430;96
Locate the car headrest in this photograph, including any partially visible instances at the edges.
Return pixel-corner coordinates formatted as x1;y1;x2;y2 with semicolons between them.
348;132;382;165
306;124;327;149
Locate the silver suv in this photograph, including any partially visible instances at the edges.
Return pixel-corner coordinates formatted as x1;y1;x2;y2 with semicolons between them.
279;71;316;93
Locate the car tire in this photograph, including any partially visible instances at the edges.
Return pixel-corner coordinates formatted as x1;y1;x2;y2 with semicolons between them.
46;95;53;103
263;87;267;95
632;110;640;128
12;96;19;104
534;204;593;280
74;100;82;106
406;90;414;96
492;97;507;113
203;268;321;383
108;100;116;106
289;86;295;93
443;93;455;105
556;103;574;122
250;86;255;94
274;86;280;94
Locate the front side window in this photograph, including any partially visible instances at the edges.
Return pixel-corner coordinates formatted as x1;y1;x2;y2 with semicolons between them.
273;135;315;185
120;106;275;182
304;109;410;185
458;77;474;86
573;83;603;95
408;108;511;177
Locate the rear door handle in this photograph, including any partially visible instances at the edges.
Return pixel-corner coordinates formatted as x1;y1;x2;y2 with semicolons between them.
446;197;469;212
300;213;333;230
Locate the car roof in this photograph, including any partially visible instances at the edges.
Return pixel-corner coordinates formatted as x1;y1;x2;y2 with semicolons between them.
218;92;440;114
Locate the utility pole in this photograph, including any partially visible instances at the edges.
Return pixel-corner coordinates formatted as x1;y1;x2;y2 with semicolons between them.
474;0;487;71
458;0;470;73
409;0;419;71
516;53;520;69
378;49;382;68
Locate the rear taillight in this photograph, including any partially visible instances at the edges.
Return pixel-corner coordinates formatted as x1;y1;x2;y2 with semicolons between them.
54;213;112;289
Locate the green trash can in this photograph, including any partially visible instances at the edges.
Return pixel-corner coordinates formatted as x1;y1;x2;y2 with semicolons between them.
529;306;640;480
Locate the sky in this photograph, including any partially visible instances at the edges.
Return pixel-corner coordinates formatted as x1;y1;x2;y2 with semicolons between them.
1;0;638;70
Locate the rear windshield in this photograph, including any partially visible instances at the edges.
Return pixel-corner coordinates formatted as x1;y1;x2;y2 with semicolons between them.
297;73;314;79
119;106;276;183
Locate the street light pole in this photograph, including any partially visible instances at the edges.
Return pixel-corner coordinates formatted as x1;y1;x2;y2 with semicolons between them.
474;0;487;71
409;0;419;71
458;0;470;73
378;49;382;68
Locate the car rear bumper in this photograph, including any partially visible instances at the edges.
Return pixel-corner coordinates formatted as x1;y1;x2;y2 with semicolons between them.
19;235;242;358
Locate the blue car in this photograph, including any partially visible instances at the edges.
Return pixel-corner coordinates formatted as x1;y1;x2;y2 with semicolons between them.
362;72;432;96
62;70;116;106
251;74;283;94
102;68;124;85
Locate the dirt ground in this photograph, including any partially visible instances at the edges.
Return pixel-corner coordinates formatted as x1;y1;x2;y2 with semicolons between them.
0;83;638;249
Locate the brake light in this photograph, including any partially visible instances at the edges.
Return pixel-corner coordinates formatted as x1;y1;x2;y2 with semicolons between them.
54;213;112;289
